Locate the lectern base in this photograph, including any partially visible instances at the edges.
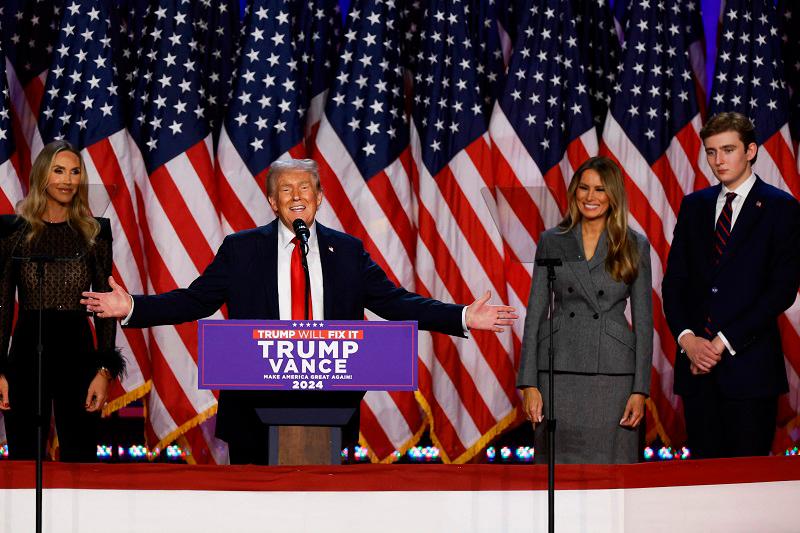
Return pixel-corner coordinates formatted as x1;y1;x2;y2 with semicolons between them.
255;407;357;466
269;426;342;465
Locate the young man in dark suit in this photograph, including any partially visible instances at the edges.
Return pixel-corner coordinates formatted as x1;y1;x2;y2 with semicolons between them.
82;159;517;464
662;112;800;458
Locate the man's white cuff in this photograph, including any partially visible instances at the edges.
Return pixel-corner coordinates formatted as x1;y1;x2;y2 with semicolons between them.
120;295;135;326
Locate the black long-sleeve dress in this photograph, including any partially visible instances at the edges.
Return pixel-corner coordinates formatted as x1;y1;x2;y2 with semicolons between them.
0;215;122;461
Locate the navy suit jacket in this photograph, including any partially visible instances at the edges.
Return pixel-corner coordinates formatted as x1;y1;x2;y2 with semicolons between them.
127;220;465;439
662;177;800;399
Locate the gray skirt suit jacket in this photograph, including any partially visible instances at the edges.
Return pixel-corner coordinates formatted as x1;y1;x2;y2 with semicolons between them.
517;224;654;406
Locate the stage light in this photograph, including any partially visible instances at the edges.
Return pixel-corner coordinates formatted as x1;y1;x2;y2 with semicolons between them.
407;446;441;462
353;446;370;461
514;446;534;462
0;445;7;458
96;445;113;459
165;445;186;459
486;446;497;461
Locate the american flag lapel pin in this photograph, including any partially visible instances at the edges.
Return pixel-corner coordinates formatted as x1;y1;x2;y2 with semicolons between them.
755;200;762;208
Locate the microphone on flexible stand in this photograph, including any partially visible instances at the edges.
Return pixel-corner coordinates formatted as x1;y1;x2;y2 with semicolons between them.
292;218;310;247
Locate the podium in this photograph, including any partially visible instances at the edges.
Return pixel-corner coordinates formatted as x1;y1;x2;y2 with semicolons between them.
256;407;357;465
198;319;418;465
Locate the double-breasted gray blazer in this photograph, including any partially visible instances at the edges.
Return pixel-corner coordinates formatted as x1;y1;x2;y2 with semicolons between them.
517;224;653;395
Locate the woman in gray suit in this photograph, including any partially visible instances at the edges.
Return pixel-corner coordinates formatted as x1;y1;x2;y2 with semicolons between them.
518;156;653;464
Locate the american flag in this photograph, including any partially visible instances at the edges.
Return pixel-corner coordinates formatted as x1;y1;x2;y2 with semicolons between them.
0;20;18;447
21;0;153;424
613;0;706;114
0;26;23;213
123;0;229;464
215;0;313;235
602;0;713;447
3;0;64;183
708;0;800;453
469;0;509;113
311;0;423;462
296;0;342;137
682;0;707;114
572;0;622;130
778;0;800;164
190;0;240;148
490;0;598;281
409;0;521;463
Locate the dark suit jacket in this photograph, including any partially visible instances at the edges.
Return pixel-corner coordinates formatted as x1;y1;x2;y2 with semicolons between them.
662;177;800;399
517;225;653;395
126;220;465;440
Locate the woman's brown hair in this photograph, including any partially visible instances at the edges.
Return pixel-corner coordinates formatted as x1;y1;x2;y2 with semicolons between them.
558;156;640;284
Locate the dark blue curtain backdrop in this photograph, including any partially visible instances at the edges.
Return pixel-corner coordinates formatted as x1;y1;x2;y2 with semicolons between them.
238;0;724;98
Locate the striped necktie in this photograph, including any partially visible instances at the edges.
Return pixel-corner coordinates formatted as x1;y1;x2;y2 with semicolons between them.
704;192;737;338
713;192;737;264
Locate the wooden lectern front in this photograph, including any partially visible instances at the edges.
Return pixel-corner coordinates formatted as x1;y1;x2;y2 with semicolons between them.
256;407;358;465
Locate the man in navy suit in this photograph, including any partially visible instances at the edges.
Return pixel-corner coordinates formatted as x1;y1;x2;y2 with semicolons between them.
662;112;800;458
83;159;516;464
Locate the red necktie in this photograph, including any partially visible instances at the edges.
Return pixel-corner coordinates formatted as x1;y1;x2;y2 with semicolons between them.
291;237;312;320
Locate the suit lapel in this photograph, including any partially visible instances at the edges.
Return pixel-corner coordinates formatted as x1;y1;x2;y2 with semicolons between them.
562;225;600;311
587;230;607;271
716;177;766;273
699;184;722;254
257;220;280;317
316;223;336;319
699;185;720;272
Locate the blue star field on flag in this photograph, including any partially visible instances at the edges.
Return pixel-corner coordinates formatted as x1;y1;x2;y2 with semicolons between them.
778;0;800;147
411;0;489;176
573;0;621;128
297;0;342;100
223;0;307;176
708;0;789;145
2;0;63;83
610;0;700;165
498;0;594;173
37;0;125;149
127;0;212;172
0;27;14;163
324;0;408;180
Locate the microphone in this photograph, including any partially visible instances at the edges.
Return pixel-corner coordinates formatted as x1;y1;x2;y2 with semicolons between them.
292;218;310;245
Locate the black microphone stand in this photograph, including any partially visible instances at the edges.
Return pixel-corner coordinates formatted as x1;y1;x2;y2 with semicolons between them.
35;258;45;533
11;253;83;533
20;255;51;533
535;257;562;533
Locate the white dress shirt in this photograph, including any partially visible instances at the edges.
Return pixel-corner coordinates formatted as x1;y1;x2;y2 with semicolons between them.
277;220;324;320
678;173;756;355
714;172;756;229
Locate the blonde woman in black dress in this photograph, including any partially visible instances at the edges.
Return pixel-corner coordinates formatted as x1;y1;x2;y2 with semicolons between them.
0;140;123;461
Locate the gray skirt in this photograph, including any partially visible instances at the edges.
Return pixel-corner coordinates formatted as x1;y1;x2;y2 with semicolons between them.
533;372;640;464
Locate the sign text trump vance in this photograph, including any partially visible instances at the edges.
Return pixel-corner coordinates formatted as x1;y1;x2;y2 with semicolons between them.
253;328;364;378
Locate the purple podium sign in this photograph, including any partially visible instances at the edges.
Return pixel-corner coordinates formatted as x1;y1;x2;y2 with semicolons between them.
197;319;418;391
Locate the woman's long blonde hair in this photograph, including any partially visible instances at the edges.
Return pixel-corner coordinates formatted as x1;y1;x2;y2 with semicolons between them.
558;156;639;284
17;140;99;245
